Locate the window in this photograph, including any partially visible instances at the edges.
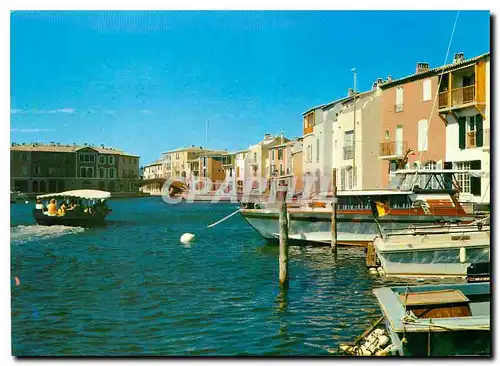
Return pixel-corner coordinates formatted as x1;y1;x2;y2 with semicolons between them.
316;139;320;163
33;166;40;175
108;156;115;165
99;168;105;178
454;161;471;194
395;86;404;112
176;153;179;160
99;156;105;164
123;169;127;177
48;167;56;177
21;166;29;177
21;153;28;162
90;154;95;162
384;130;390;140
108;167;115;178
417;119;428;151
340;167;354;190
87;167;94;178
80;166;87;178
271;150;275;161
423;79;432;101
343;131;354;160
306;145;312;163
278;149;283;160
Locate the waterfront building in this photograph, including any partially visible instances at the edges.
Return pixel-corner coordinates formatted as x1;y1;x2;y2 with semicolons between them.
302;82;383;192
141;160;163;194
246;133;289;188
333;86;383;190
10;142;140;195
438;52;490;205
378;62;446;186
234;149;249;193
160;146;225;181
268;138;303;191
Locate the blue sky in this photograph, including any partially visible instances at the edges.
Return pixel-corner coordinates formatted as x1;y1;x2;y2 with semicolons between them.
11;11;490;165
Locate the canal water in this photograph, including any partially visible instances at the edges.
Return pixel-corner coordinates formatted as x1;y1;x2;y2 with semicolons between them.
11;197;458;356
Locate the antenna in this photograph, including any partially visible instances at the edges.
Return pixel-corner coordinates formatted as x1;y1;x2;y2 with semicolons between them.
206;120;210;148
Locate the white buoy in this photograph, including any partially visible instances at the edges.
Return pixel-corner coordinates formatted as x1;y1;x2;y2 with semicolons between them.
180;233;195;244
25;200;29;204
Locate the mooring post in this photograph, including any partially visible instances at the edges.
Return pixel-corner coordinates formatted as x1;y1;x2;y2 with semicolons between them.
331;168;338;254
279;182;289;288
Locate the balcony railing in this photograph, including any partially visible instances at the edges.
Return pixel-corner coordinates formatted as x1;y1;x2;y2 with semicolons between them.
466;131;477;148
439;85;476;109
379;141;408;158
466;129;490;149
343;145;354;160
303;125;314;135
394;103;404;113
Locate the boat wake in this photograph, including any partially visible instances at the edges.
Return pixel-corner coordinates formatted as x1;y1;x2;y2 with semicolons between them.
10;225;85;244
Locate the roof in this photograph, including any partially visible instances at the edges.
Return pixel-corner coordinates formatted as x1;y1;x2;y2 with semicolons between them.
37;189;111;200
161;146;224;154
303;89;374;116
11;143;138;157
380;52;490;89
143;160;162;167
268;140;293;150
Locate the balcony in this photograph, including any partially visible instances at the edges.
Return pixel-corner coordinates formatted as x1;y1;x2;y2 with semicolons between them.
439;85;476;109
379;141;408;159
303;125;313;135
394;103;404;113
343;145;354;160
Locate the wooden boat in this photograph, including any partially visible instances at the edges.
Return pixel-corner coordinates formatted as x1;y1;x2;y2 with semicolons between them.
240;169;485;245
372;282;490;356
34;189;111;227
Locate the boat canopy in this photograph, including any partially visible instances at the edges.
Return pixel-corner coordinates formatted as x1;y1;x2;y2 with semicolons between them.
394;169;488;177
37;189;111;200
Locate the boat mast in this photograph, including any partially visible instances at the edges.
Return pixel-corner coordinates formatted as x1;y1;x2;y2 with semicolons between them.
351;68;357;189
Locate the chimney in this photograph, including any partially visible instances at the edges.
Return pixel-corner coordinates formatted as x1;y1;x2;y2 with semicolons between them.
264;133;271;139
347;88;354;96
387;75;393;82
416;62;430;74
377;77;383;85
453;52;465;64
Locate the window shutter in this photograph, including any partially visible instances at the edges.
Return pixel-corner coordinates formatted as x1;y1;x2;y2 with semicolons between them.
458;117;466;149
476;114;483;147
470;160;482;196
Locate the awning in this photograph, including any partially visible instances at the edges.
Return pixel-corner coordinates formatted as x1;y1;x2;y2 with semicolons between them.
37;189;111;200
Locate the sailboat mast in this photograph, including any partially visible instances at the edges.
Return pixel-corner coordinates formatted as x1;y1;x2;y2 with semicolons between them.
352;68;357;188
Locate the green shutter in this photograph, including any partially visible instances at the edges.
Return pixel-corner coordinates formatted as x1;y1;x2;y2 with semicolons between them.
458;117;466;149
470;160;482;196
476;114;483;147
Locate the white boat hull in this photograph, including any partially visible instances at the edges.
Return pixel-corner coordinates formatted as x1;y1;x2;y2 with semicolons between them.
374;231;490;278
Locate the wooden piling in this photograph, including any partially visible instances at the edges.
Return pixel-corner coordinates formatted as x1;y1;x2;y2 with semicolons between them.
366;241;377;268
279;184;289;288
331;168;338;253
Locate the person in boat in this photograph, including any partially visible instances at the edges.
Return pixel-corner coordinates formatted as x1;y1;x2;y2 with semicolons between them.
58;201;67;216
47;199;58;216
35;199;45;211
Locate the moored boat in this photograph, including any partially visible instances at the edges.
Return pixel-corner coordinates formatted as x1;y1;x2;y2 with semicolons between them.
34;189;111;227
374;229;490;278
240;169;485;245
372;282;490;356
